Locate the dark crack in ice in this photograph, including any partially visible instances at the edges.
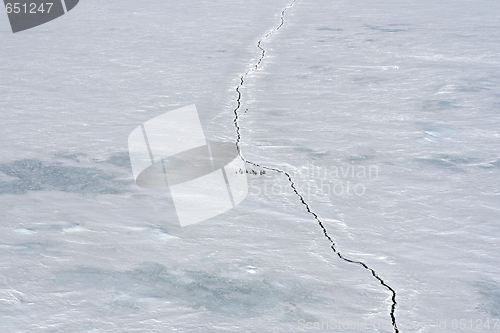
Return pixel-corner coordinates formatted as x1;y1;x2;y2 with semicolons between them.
231;1;400;331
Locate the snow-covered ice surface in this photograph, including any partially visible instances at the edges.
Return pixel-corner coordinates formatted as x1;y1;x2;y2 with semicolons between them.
1;0;500;332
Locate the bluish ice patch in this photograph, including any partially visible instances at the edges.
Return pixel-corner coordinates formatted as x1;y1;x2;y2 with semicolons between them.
381;28;406;33
422;100;458;111
55;151;132;169
364;24;409;33
493;102;500;113
316;27;343;32
53;153;82;161
0;171;17;183
103;152;132;169
14;228;36;235
292;146;316;154
0;159;132;195
438;80;497;94
475;281;500;317
457;85;491;93
307;65;327;70
11;242;47;255
453;34;477;38
459;79;496;93
351;76;388;85
346;155;375;163
295;74;309;79
416;122;456;144
436;154;478;165
414;157;464;172
308;152;330;160
55;262;324;318
282;305;320;323
478;159;500;170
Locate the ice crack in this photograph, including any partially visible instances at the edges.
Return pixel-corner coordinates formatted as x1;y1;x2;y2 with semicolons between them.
231;1;399;332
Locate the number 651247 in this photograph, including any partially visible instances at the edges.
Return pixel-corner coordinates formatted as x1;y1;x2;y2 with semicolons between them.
5;3;54;14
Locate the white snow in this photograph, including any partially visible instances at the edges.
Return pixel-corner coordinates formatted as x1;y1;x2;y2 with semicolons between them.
1;0;499;332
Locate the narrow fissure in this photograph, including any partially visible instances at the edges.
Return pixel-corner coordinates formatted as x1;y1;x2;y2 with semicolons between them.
231;1;400;332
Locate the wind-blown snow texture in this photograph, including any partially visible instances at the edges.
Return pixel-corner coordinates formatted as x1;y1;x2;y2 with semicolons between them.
1;0;499;332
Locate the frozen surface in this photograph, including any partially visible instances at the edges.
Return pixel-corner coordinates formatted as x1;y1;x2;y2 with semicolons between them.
1;0;500;332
